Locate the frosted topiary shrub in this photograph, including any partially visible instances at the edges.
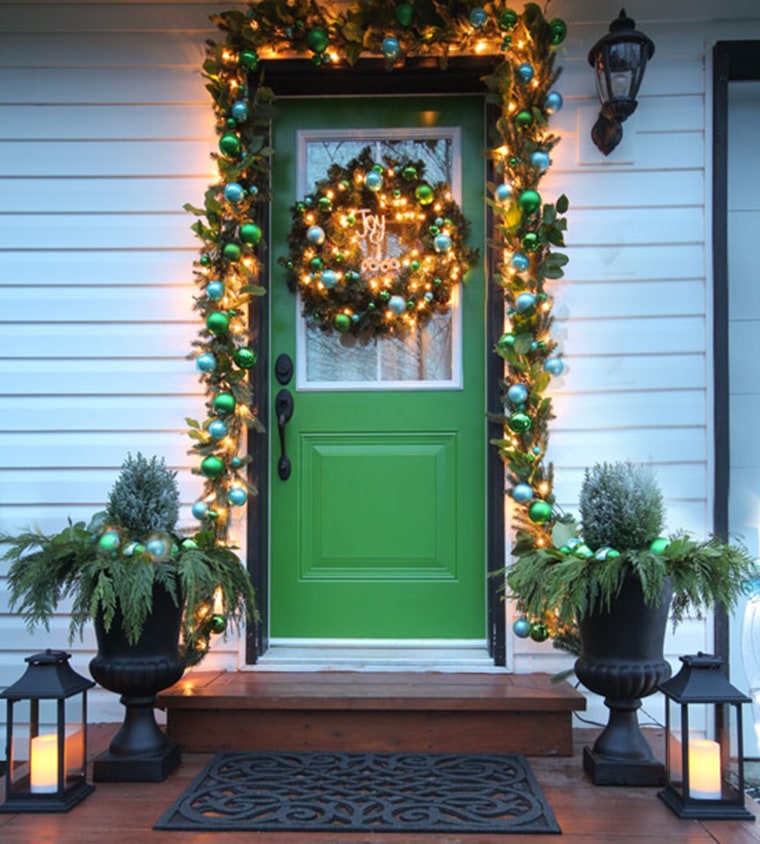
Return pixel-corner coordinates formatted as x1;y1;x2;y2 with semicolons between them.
579;460;665;552
105;452;180;537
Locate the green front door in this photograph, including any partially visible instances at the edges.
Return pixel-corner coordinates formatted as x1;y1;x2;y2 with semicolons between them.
269;95;486;642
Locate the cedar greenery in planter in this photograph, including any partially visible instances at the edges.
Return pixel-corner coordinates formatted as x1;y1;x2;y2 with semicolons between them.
507;460;756;648
0;453;256;666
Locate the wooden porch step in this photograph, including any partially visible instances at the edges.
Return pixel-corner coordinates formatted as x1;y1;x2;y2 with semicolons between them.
158;670;586;757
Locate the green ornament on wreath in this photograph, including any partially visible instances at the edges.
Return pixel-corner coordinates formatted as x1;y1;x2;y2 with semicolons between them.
280;147;477;340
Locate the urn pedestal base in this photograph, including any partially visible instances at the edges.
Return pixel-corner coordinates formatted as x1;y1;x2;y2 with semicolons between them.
583;747;664;786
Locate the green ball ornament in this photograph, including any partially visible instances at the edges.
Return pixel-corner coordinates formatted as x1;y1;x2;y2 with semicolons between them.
415;184;434;206
395;2;413;26
334;313;352;333
498;9;518;30
199;255;211;266
518;190;541;214
573;543;594;559
515;110;532;128
522;232;539;252
529;622;549;643
208;614;227;635
497;333;515;352
649;537;669;554
239;50;259;70
233;347;256;368
528;500;552;524
219;133;242;157
402;165;418;181
239;223;262;245
306;26;329;53
508;412;532;433
549;18;567;45
213;392;236;414
98;530;120;552
223;243;241;262
200;456;225;479
206;311;230;335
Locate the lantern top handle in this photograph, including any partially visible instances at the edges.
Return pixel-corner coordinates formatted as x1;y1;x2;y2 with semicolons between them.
587;8;655;67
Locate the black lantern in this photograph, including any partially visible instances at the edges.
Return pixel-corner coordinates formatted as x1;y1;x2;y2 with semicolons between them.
658;653;754;821
587;9;655;155
1;650;94;813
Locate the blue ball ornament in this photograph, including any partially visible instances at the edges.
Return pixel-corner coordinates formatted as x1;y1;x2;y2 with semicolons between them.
513;617;531;639
231;100;249;121
192;500;209;520
544;357;565;376
364;170;384;192
507;383;529;405
228;486;248;506
530;150;551;172
231;456;243;468
382;36;401;59
516;292;536;313
469;6;488;27
495;183;513;203
306;225;326;245
145;537;168;559
517;62;534;83
512;483;534;504
195;352;216;372
321;269;338;289
545;90;564;114
424;291;434;302
388;295;406;316
208;419;228;440
434;233;452;253
511;252;530;272
206;280;224;301
223;182;245;203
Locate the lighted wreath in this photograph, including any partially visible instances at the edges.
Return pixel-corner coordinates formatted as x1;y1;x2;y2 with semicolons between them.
280;147;476;339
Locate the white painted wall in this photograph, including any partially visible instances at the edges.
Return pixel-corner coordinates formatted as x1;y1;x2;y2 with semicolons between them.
1;0;760;736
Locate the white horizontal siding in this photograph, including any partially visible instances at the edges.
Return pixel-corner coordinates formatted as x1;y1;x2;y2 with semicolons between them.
0;0;245;733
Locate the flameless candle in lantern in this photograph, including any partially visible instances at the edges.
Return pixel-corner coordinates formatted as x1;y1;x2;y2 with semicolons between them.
1;650;94;813
658;653;754;820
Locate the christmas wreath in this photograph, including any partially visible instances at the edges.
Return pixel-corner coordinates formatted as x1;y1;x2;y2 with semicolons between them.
280;147;477;339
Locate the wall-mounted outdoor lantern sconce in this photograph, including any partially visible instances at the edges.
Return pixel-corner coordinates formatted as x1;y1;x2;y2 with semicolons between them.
587;8;655;155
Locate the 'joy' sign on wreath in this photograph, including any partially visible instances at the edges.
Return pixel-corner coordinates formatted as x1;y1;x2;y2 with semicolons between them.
280;147;477;340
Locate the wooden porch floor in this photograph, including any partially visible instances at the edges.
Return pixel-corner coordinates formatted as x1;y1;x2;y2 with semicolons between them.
1;724;759;843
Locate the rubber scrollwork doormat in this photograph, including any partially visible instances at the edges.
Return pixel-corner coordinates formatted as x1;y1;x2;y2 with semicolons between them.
154;750;561;834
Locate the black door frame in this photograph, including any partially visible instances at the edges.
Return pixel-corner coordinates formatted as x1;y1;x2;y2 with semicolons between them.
712;41;760;662
244;57;507;665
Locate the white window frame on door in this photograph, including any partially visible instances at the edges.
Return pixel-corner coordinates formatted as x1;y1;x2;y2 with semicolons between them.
294;126;465;392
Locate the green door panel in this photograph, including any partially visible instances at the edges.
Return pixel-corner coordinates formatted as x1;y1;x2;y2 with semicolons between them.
270;95;486;640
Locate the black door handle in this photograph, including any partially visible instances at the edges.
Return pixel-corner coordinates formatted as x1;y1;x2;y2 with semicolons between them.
275;389;294;480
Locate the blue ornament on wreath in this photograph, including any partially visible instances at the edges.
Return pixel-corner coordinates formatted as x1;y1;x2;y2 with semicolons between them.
192;500;209;520
495;183;513;203
434;233;452;253
195;352;216;372
206;280;224;301
223;182;245;204
145;536;168;559
511;252;530;272
364;170;384;192
230;100;249;121
382;36;401;59
469;6;488;27
208;419;228;440
306;225;326;245
321;269;338;289
530;150;551;172
516;62;534;83
516;292;536;313
507;383;529;405
513;617;531;639
512;483;534;504
544;356;565;376
388;295;406;316
545;90;564;114
228;487;248;506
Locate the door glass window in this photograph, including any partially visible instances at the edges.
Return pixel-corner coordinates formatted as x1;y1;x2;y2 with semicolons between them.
295;129;463;390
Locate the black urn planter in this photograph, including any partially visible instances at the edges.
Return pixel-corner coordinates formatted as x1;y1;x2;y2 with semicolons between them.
574;574;672;786
89;584;185;782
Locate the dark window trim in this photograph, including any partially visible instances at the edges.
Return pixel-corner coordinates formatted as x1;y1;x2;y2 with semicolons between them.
246;57;506;665
712;41;760;664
